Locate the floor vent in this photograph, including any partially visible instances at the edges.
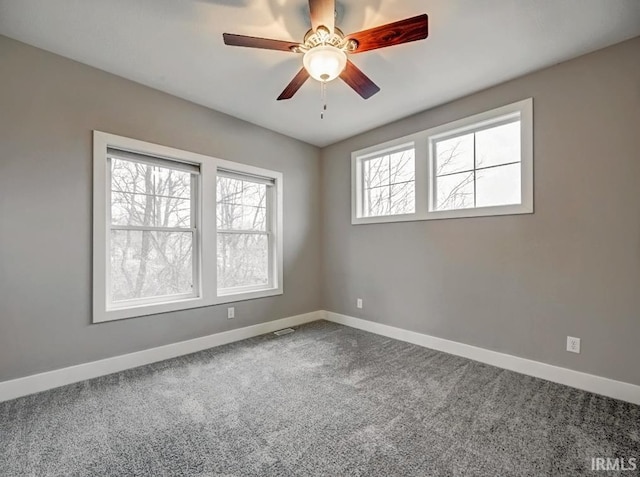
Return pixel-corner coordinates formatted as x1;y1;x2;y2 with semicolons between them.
274;328;295;336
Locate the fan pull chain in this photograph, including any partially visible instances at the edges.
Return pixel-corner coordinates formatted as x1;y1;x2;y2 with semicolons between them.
320;81;328;119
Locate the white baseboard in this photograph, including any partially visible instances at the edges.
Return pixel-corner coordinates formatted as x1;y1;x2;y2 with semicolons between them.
0;311;322;403
4;310;639;406
323;311;640;406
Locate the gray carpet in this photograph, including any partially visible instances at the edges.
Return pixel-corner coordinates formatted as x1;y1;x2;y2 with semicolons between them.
1;320;638;476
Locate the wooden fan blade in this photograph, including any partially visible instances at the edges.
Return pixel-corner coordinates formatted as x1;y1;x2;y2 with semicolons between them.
346;14;428;54
223;33;301;52
339;60;380;99
309;0;335;33
277;68;310;100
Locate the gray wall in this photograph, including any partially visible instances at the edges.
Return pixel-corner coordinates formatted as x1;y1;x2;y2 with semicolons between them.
2;33;640;387
321;36;640;386
0;36;322;381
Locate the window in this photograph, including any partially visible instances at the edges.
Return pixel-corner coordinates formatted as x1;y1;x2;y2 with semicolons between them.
431;114;523;212
93;132;283;323
361;144;415;218
216;172;275;294
352;98;533;224
108;150;199;307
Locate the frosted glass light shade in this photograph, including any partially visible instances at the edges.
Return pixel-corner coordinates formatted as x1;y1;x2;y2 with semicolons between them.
303;45;347;82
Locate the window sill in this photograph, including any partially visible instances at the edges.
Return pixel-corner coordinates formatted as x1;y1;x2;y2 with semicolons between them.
352;212;419;225
94;288;283;323
217;287;283;303
424;203;533;221
96;296;207;323
352;203;533;225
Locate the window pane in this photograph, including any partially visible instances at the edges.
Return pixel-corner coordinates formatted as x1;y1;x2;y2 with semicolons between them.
390;181;415;215
110;230;193;302
364;186;390;217
435;171;474;210
111;159;193;198
240;205;266;231
476;163;521;208
111;192;191;228
155;166;191;199
359;147;415;218
155;196;192;228
217;233;269;289
217;176;267;231
363;156;390;189
476;121;521;168
389;149;415;184
435;133;474;176
111;157;193;228
217;201;242;230
111;159;153;194
243;182;267;207
216;176;243;204
111;192;153;227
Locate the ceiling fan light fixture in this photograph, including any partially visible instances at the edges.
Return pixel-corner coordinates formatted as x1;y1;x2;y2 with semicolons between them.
303;45;347;82
223;1;429;101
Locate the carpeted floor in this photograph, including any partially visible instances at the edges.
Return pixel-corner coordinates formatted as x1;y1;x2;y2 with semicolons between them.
0;320;638;476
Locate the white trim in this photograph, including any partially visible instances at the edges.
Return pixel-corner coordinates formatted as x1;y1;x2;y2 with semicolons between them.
4;310;639;405
0;311;322;403
351;98;534;225
323;311;640;406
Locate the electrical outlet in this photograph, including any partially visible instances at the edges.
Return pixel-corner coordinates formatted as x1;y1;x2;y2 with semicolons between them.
356;298;363;309
227;307;235;320
567;336;580;354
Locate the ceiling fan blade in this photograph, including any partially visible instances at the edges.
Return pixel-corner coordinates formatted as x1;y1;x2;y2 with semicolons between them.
346;14;428;54
340;60;380;100
223;33;301;52
277;68;310;100
309;0;335;33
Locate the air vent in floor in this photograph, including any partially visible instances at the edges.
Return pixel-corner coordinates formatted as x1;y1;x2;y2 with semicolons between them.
274;328;295;336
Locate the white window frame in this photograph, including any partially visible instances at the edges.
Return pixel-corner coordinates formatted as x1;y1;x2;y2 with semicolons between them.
351;98;533;224
93;131;283;323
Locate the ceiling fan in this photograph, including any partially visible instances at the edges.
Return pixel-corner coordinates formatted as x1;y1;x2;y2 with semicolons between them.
222;0;428;101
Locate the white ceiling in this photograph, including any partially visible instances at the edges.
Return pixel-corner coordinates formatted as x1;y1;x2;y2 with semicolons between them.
1;1;639;147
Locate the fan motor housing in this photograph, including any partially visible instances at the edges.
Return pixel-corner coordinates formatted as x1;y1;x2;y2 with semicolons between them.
291;27;357;54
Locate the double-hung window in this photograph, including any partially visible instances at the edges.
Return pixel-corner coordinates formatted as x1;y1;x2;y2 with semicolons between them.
93;132;283;323
352;98;533;224
108;149;199;307
216;171;275;295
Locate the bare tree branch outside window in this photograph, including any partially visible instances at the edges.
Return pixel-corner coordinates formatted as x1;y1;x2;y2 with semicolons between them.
363;148;415;217
216;176;270;290
434;120;521;211
109;158;195;303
